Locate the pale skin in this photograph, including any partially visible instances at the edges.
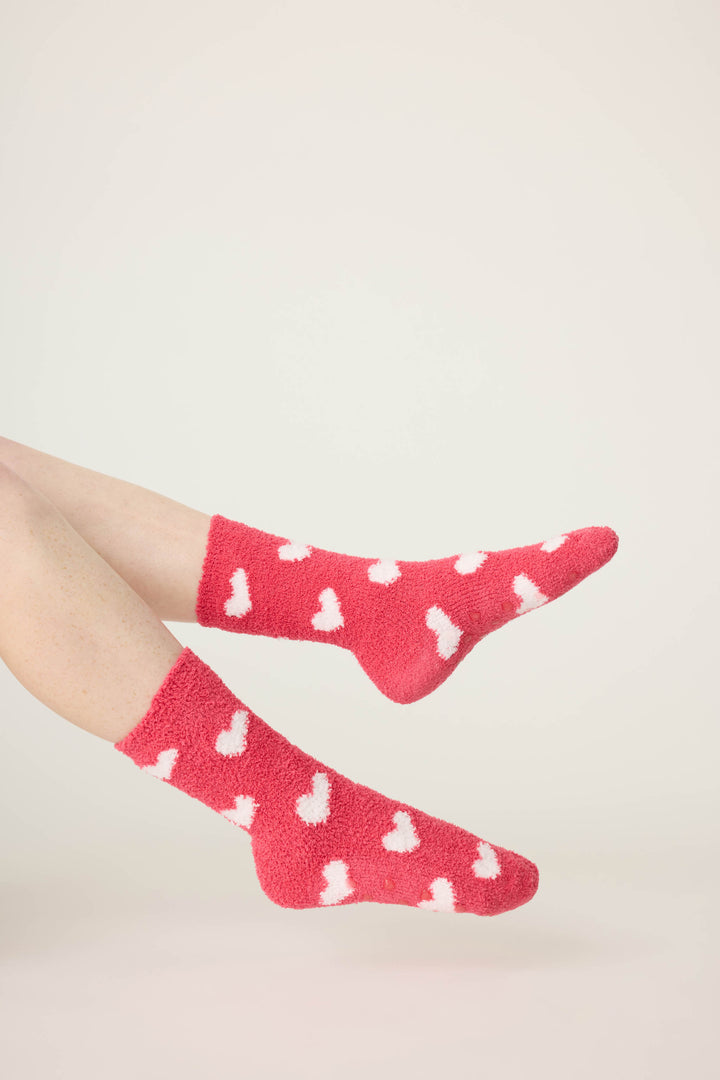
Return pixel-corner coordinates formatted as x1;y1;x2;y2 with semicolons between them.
0;435;214;743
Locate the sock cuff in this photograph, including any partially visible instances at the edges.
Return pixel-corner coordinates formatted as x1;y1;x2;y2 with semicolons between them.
195;514;238;626
114;646;230;759
195;514;291;627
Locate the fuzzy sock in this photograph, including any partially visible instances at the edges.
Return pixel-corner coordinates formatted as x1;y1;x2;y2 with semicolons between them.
195;516;618;703
115;647;538;916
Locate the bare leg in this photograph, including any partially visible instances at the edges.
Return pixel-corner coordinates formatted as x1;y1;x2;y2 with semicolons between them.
0;462;184;742
0;436;212;622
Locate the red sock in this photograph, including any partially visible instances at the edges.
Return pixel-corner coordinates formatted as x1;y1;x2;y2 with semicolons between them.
116;648;538;916
196;516;618;703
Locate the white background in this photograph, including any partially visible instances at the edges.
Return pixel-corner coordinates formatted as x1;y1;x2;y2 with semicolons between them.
1;2;718;1076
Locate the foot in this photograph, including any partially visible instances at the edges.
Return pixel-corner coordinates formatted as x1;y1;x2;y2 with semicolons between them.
116;648;539;916
196;517;619;702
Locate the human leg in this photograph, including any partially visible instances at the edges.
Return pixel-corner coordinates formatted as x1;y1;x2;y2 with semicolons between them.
0;435;618;705
0;436;211;624
0;461;184;741
0;463;538;915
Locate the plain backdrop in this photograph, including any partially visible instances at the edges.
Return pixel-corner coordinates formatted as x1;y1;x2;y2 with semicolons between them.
1;2;718;1077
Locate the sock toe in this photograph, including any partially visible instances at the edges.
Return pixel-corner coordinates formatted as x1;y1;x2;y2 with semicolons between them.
528;524;618;603
588;525;620;567
492;851;539;914
558;525;619;590
459;847;539;916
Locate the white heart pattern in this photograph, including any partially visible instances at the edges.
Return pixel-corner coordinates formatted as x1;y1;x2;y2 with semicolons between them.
311;588;344;632
381;810;420;853
454;551;488;575
142;748;178;780
224;567;251;618
221;795;257;831
367;559;401;586
215;710;250;757
320;860;354;906
540;534;568;553
417;877;456;912
472;840;501;879
426;605;462;659
296;771;331;825
513;573;549;614
278;541;312;562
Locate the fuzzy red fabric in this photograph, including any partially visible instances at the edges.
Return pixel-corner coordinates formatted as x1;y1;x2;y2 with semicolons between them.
115;648;539;916
195;517;618;703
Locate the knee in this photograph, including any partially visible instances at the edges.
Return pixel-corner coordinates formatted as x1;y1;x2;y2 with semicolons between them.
0;461;54;532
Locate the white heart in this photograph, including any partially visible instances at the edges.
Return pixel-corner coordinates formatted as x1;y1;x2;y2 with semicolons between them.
381;810;420;853
472;840;501;879
296;771;331;825
368;559;401;585
215;710;250;757
311;588;344;632
221;795;257;831
426;605;462;659
454;551;488;575
513;573;549;614
540;534;568;553
278;541;312;562
417;877;456;913
320;860;354;906
142;748;178;780
224;567;251;618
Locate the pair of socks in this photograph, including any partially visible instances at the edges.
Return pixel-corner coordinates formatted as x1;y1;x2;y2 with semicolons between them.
115;516;618;916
